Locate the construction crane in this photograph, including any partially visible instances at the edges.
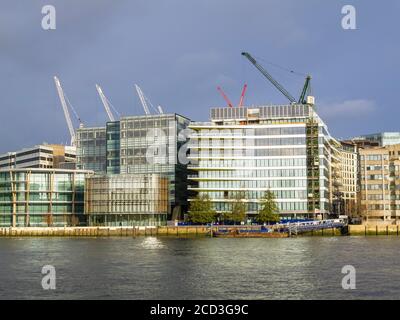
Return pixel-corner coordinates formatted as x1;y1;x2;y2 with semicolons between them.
54;76;76;146
241;52;297;104
217;84;248;108
238;83;248;107
217;86;234;108
298;75;312;104
134;84;151;115
96;84;115;121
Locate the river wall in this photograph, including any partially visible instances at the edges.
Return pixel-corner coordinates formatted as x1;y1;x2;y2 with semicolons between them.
0;225;399;237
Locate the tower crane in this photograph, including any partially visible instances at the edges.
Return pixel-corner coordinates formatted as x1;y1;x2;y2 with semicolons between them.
241;52;297;104
134;84;151;115
217;83;248;108
54;76;77;146
217;86;234;108
135;84;165;115
238;83;248;107
96;84;115;121
242;51;314;105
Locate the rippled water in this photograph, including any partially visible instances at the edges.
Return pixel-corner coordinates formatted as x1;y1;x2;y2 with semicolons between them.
0;236;399;299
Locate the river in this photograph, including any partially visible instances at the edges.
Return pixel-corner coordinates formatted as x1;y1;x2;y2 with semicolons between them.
0;236;399;299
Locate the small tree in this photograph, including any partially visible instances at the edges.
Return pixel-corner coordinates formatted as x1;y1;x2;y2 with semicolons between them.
225;191;247;224
188;193;217;224
258;190;280;224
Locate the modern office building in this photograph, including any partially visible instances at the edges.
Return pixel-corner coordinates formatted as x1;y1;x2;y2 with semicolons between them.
353;132;400;147
75;127;107;173
0;144;76;170
0;168;93;227
188;104;335;220
76;113;192;217
118;114;191;217
85;173;168;226
358;144;400;224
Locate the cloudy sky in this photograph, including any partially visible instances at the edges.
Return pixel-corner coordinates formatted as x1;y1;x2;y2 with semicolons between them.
0;0;399;152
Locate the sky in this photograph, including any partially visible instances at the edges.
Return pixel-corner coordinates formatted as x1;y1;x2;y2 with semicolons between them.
0;0;399;153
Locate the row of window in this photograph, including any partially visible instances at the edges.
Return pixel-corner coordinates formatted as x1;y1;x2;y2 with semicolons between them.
362;165;389;171
195;158;306;169
205;190;307;200
197;177;307;189
360;155;389;161
193;127;306;137
121;118;175;130
212;201;308;212
190;148;306;157
191;137;307;147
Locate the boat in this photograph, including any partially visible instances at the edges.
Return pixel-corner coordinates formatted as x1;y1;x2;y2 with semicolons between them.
212;227;288;238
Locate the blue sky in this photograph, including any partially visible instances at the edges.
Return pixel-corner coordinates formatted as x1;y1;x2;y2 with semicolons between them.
0;0;399;152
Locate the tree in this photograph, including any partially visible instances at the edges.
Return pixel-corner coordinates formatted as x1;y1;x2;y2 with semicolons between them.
257;190;280;224
188;193;217;224
225;191;247;224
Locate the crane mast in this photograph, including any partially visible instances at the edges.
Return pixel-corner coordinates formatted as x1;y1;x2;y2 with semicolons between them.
134;84;150;115
54;76;76;146
241;52;297;104
96;84;115;121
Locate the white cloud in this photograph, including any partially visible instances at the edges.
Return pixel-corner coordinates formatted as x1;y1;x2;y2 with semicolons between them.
318;99;376;120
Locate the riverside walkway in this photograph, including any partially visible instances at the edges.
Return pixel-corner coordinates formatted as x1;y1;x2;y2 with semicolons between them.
272;219;347;235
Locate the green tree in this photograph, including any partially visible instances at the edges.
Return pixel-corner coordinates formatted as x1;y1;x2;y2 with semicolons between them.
188;193;217;224
257;190;280;224
225;191;247;224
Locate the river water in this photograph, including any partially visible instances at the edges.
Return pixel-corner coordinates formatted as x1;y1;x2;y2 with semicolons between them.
0;236;399;300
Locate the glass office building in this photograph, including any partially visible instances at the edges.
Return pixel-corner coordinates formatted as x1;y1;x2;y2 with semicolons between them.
76;114;191;218
0;168;93;227
117;113;191;217
85;174;168;226
76;127;107;173
188;104;334;220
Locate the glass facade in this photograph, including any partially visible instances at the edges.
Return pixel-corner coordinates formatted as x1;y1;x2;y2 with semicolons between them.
76;114;191;218
106;121;120;174
188;104;333;219
76;127;107;173
119;114;191;216
0;168;93;227
85;174;168;226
